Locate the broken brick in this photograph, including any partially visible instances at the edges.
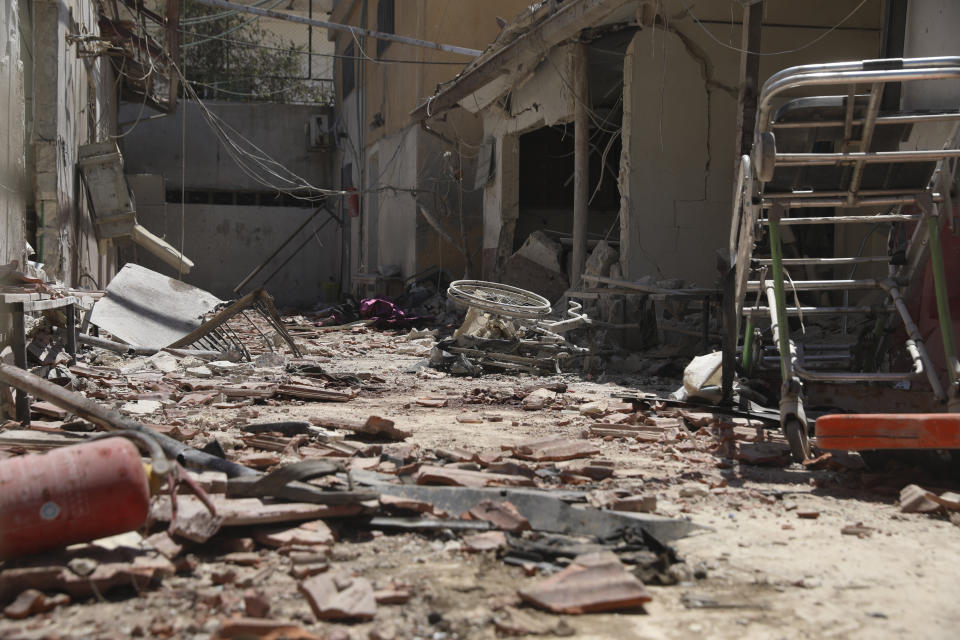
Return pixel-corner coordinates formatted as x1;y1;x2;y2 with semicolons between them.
466;500;531;533
299;573;377;621
415;465;534;488
509;437;599;462
519;553;652;614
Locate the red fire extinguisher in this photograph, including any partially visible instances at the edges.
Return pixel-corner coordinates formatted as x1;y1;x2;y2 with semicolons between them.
0;437;152;560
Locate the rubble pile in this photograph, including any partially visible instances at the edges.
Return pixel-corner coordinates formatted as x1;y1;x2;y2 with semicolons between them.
1;269;959;637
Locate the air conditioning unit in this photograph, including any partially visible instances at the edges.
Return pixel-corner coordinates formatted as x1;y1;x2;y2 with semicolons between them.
308;113;332;149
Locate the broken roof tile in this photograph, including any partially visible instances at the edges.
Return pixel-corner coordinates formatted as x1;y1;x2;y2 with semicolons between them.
519;554;652;614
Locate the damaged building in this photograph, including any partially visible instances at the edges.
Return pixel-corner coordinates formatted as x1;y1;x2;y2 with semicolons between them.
3;0;960;638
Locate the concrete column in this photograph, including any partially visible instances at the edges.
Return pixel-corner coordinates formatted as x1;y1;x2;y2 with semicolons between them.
571;42;589;289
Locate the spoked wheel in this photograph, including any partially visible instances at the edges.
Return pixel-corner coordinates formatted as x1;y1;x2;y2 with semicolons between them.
446;280;552;319
784;418;811;462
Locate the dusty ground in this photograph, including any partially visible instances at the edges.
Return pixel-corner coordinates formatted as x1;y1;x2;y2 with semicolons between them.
2;326;959;639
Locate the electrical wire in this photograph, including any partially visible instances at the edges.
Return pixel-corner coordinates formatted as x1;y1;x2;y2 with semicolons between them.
181;0;288;47
173;60;346;200
178;28;468;64
676;0;870;56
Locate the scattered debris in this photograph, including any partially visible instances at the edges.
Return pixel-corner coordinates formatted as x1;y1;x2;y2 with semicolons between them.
519;552;652;614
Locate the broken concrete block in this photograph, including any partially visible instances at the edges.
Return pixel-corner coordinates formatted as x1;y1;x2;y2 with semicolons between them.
3;589;48;619
509;437;599;462
516;230;564;273
900;484;944;513
584;240;619;279
146;351;180;373
612;495;657;513
501;231;569;302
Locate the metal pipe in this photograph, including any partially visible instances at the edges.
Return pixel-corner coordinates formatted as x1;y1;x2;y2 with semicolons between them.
762;198;934;210
758;66;960;127
754;256;889;266
762;212;922;222
772;112;960;129
880;279;946;401
742;305;893;317
79;333;154;356
234;207;325;294
846;82;883;206
260;215;336;289
190;0;483;56
746;278;882;292
766;209;792;382
741;316;755;374
775;149;960;165
0;362;258;477
925;212;960;385
763;188;932;199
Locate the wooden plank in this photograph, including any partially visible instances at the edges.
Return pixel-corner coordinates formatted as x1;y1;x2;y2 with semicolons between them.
20;296;77;313
0;292;42;303
816;413;960;450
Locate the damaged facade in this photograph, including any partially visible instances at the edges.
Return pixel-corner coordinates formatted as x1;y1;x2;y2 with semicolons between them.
420;0;885;291
4;0;960;638
1;0;178;286
329;0;532;292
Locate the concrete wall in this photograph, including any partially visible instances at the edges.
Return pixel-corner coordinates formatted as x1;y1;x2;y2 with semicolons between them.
902;0;960;111
119;101;339;306
120;101;334;191
1;0;118;285
618;0;882;286
0;0;27;267
130;196;340;308
32;0;119;286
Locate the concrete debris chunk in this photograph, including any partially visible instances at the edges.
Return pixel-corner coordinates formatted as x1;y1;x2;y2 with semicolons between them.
89;264;222;349
899;484;960;513
519;553;652;614
494;604;567;636
3;589;52;619
416;397;448;408
612;495;657;513
584;240;619;279
509;437;600;462
121;399;163;415
312;415;411;440
299;572;377;621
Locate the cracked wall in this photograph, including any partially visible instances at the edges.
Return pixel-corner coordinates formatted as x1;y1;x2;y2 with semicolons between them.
33;0;118;286
1;0;27;267
619;1;881;286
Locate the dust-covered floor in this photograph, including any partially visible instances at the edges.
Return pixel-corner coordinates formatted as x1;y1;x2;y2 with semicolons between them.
2;325;959;640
